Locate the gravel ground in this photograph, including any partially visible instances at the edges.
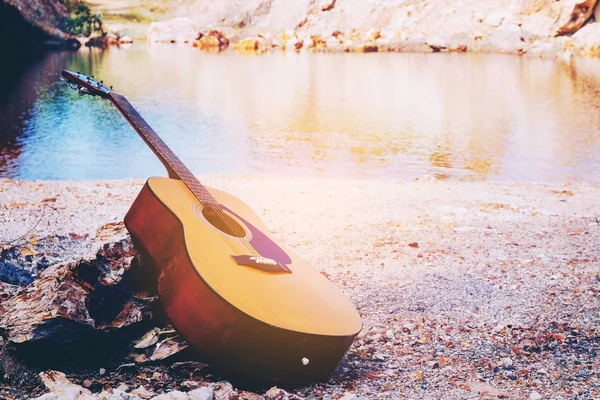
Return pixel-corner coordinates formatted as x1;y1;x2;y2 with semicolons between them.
0;176;599;399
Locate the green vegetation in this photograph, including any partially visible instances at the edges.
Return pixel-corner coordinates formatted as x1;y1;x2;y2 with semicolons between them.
64;3;103;37
117;9;152;23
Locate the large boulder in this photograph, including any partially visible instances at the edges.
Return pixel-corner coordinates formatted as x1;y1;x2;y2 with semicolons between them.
147;18;200;43
193;30;229;52
571;20;600;55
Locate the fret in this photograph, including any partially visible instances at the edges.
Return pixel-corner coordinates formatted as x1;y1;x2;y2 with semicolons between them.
108;91;219;208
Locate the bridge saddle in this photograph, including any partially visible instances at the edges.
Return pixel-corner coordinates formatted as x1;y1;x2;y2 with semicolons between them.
231;255;292;273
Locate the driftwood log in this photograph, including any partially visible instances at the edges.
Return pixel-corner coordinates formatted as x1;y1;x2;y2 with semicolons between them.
0;223;190;389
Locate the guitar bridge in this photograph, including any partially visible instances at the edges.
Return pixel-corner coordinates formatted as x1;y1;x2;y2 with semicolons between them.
231;255;291;273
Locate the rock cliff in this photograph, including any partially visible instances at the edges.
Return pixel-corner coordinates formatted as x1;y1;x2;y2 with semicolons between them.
1;0;78;50
138;0;600;57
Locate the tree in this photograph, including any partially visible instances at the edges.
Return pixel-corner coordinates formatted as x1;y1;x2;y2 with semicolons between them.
64;3;103;37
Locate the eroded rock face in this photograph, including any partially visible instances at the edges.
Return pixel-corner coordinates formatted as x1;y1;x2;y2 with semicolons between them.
0;0;79;49
556;0;599;36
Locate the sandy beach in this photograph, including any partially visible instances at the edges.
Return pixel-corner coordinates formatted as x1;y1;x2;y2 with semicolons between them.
0;176;599;399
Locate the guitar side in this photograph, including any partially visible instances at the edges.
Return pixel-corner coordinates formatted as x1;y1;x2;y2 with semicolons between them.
124;177;362;384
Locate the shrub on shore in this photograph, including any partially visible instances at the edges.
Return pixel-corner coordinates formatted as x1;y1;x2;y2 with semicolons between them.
64;3;103;37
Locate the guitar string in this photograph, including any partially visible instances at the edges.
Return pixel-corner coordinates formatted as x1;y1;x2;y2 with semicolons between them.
122;108;251;255
110;93;261;257
75;80;253;256
115;97;261;258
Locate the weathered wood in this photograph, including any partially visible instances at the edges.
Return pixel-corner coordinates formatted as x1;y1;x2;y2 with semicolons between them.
0;231;155;346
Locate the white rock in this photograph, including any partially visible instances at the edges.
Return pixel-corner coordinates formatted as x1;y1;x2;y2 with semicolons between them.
181;381;201;389
529;391;542;400
117;384;131;393
147;18;200;43
213;382;234;400
151;391;190;400
34;395;57;400
560;50;572;62
131;386;156;399
365;28;381;41
425;37;446;50
326;36;341;46
97;389;140;400
188;387;214;400
285;37;302;51
303;37;316;49
338;394;361;400
37;371;92;400
485;11;507;27
265;387;296;399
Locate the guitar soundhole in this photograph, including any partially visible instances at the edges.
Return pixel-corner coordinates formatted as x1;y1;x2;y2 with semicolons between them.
202;207;246;238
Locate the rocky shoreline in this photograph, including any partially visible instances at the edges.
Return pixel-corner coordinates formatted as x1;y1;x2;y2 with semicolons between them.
6;0;600;59
1;176;599;399
79;0;600;60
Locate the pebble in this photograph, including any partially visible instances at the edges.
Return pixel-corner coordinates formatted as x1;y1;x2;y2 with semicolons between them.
151;391;190;400
99;368;106;375
116;384;130;393
578;369;587;377
188;387;214;400
181;381;201;389
529;391;542;400
338;394;360;400
130;386;156;399
82;380;93;388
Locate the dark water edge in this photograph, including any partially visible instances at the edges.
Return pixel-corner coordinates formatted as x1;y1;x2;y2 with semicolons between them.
1;46;600;182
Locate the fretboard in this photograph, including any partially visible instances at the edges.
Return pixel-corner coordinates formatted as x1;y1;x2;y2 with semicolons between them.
108;91;219;209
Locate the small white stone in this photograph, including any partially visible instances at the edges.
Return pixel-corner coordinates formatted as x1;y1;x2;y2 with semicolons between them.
116;384;130;393
99;368;106;375
529;391;542;400
338;393;361;400
188;386;214;400
485;11;507;27
302;357;310;365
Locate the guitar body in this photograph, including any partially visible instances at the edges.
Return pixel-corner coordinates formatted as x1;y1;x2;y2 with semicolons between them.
124;177;362;384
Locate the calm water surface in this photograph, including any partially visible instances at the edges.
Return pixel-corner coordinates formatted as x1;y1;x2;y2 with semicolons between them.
2;46;600;181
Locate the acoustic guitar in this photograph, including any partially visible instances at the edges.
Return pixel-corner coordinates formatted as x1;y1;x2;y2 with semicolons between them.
61;70;362;384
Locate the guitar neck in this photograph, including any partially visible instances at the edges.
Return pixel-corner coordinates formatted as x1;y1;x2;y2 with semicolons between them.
108;91;219;208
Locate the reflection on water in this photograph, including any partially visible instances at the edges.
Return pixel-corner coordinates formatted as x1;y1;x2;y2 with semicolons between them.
1;46;600;181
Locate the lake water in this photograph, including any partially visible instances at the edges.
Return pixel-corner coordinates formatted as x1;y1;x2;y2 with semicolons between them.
2;45;600;182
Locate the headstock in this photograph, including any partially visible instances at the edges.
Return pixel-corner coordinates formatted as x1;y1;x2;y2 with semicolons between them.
61;69;112;97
